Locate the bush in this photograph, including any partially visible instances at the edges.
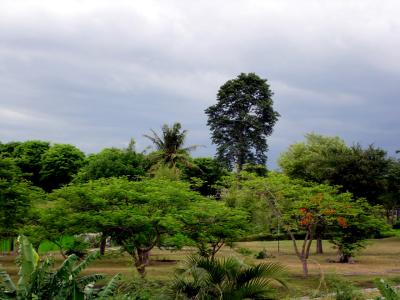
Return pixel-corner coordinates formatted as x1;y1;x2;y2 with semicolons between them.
375;278;400;300
255;248;274;259
236;247;253;256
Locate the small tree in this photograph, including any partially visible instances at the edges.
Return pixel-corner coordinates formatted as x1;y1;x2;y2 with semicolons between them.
180;201;248;258
329;199;388;263
221;172;385;276
40;178;204;276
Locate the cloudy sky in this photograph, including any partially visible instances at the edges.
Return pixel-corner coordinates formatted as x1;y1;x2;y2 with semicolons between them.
1;0;399;168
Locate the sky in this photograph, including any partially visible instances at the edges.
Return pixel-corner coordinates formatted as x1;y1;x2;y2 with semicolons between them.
0;0;399;169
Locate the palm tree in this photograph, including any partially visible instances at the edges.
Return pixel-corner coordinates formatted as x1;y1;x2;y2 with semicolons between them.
144;123;199;170
172;255;287;300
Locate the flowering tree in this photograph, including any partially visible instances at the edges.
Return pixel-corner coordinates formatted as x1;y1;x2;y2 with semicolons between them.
221;172;386;276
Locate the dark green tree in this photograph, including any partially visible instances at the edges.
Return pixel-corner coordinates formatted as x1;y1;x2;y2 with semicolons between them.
39;144;85;191
0;157;42;252
181;157;228;197
205;73;279;171
13;140;50;186
74;146;149;182
0;141;22;157
279;134;390;206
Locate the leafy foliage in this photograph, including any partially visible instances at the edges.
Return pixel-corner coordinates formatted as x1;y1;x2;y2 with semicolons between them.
0;236;120;299
74;146;148;182
180;200;249;258
375;278;400;300
39;143;85;191
181;157;228;197
40;178;205;275
279;134;391;206
13;140;50;186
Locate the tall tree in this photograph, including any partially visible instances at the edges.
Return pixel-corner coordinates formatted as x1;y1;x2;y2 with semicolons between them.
144;122;198;170
205;73;279;171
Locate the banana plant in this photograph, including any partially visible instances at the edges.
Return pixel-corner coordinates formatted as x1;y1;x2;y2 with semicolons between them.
0;235;120;299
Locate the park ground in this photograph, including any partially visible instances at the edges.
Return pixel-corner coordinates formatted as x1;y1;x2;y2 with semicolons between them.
1;237;400;299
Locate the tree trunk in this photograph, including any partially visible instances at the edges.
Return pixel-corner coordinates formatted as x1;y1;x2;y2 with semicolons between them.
301;258;309;277
9;237;14;255
135;248;151;277
99;235;107;256
316;237;323;254
337;252;353;263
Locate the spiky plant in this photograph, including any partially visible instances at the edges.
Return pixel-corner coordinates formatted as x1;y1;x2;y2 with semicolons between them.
172;255;287;300
0;236;120;299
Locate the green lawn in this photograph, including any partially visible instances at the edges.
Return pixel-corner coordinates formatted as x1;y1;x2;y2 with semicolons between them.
1;237;400;298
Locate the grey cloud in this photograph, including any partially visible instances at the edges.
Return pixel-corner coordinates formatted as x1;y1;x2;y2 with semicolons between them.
0;0;399;167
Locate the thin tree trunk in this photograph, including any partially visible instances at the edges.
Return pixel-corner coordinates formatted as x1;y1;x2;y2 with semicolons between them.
316;236;323;254
9;237;14;255
99;235;107;256
301;259;309;277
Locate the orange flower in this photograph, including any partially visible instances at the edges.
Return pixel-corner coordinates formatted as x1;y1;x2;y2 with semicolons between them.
337;217;348;228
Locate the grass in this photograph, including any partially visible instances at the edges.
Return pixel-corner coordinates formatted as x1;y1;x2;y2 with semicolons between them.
1;237;400;298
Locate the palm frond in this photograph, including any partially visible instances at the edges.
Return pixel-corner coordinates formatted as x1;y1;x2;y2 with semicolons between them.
98;274;121;299
16;235;39;296
0;269;16;293
144;129;165;150
77;274;105;287
52;254;79;282
232;278;276;300
236;262;286;288
72;251;100;277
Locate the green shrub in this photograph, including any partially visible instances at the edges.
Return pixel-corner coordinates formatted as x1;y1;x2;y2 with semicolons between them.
236;247;253;256
375;278;400;300
326;275;363;300
0;236;120;299
255;248;274;259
